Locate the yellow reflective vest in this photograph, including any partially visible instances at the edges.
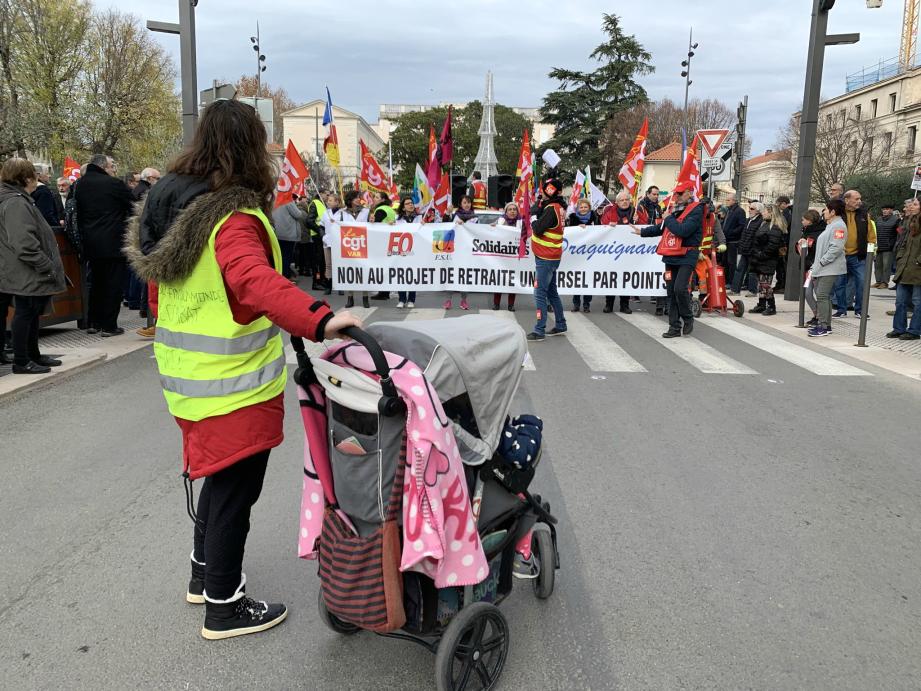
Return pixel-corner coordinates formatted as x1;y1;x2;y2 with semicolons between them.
153;208;286;421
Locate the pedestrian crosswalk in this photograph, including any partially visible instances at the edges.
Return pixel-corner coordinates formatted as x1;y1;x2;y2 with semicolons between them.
285;304;876;378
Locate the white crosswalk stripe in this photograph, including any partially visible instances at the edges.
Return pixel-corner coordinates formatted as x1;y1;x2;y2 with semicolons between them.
701;315;871;376
478;309;536;370
562;312;647;373
285;306;377;363
403;308;447;321
617;312;758;375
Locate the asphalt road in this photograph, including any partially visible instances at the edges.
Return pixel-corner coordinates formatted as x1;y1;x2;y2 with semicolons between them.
2;291;921;690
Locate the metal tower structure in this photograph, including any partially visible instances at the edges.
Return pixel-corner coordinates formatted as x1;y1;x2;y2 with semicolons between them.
902;0;920;73
472;71;499;180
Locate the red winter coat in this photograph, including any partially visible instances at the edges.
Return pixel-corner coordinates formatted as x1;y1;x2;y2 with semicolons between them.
175;212;333;479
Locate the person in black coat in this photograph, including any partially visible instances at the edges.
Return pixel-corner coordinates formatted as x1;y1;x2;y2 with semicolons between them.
731;202;764;295
749;205;786;315
568;199;599;313
720;194;746;286
74;154;135;335
30;165;61;228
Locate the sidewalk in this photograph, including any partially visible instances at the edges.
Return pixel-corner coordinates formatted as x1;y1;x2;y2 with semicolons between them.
730;285;921;381
0;309;153;400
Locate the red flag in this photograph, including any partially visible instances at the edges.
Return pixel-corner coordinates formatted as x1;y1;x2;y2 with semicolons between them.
513;129;533;209
618;118;648;196
425;125;440;189
675;134;703;202
433;173;451;216
437;106;453;167
63;156;81;182
359;139;398;199
275;140;311;208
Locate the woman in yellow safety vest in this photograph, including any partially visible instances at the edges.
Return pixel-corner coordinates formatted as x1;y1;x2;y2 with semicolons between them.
127;99;360;641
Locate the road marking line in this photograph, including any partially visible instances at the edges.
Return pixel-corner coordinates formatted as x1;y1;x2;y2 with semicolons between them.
563;312;647;373
616;312;757;374
286;307;377;362
702;316;871;376
403;308;447;321
478;309;536;370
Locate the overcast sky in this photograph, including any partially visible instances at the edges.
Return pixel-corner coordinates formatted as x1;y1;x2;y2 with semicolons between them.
103;0;905;156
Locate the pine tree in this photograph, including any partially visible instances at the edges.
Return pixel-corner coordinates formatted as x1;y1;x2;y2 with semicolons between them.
540;13;653;189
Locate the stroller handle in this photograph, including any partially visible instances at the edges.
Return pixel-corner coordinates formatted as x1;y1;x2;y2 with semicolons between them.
290;327;405;417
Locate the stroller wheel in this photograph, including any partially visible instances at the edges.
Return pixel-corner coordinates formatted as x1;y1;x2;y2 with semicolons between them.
732;299;745;318
435;602;508;691
317;589;359;635
691;298;702;318
532;529;555;600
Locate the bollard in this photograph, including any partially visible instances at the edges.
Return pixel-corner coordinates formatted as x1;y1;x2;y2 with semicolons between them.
796;238;809;328
855;242;875;347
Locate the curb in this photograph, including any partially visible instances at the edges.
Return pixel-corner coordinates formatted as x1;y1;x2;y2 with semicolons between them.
0;351;109;403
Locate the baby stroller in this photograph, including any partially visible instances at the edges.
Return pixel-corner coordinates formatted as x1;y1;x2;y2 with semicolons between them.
291;315;559;691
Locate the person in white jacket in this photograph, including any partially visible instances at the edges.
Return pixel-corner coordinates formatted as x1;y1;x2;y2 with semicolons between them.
334;190;370;308
319;193;341;296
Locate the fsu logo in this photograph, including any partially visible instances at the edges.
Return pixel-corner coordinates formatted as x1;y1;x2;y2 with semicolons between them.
387;232;414;257
340;226;368;259
432;229;455;254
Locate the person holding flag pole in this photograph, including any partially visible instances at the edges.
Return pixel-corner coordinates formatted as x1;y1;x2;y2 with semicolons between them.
322;87;344;202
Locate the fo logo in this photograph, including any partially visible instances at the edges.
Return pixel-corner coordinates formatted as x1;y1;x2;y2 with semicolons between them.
340;226;368;259
432;229;455;254
387;232;414;257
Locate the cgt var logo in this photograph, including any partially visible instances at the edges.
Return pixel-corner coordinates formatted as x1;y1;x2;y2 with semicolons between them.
340;226;368;259
387;231;414;257
432;229;455;254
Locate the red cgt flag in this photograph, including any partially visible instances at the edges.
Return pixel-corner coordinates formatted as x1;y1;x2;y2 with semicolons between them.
433;173;451;217
63;156;81;182
275;140;311;208
359;139;397;198
675;134;703;202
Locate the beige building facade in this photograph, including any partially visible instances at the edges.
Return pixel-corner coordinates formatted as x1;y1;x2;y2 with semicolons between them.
739;150;794;204
282;100;385;179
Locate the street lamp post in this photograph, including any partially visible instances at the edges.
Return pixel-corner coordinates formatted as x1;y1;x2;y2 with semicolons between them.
249;22;267;95
147;0;199;147
680;28;699;139
784;0;862;300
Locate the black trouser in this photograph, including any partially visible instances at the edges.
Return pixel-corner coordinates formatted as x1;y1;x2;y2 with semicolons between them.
87;258;127;331
665;263;695;331
279;240;297;279
309;241;326;285
722;242;738;286
11;295;49;366
297;243;312;275
192;450;270;600
0;291;12;354
604;295;631;311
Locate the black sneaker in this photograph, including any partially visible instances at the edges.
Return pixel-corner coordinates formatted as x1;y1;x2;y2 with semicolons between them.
662;329;681;339
187;554;205;605
100;328;125;337
602;305;613;313
620;305;633;314
507;305;515;312
526;332;545;342
35;355;62;367
682;319;694;335
547;327;567;336
899;333;920;340
362;296;370;308
87;327;99;335
886;330;904;338
345;296;354;308
583;305;590;313
492;303;500;311
201;595;287;640
11;361;51;374
654;308;664;316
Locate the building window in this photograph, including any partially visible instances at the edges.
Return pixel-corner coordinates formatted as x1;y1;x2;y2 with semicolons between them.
909;126;917;156
871;98;878;117
884;131;893;161
890;93;897;112
855;104;861;120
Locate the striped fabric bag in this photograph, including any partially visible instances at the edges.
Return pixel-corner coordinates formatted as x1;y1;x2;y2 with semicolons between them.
318;437;407;633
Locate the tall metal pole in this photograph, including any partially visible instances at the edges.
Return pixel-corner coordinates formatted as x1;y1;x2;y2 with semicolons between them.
683;27;693;121
733;95;748;197
784;0;859;300
177;1;198;146
255;21;261;95
148;1;199;147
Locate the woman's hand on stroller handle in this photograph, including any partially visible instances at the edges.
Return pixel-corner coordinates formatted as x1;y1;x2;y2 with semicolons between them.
324;311;364;340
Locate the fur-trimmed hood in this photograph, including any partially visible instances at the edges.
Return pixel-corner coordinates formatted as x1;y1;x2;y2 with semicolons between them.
124;178;266;284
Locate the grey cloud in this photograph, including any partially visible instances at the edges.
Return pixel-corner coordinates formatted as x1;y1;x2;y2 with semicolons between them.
104;0;907;155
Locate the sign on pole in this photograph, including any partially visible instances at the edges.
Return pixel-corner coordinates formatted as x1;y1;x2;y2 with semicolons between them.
911;163;921;191
701;131;735;182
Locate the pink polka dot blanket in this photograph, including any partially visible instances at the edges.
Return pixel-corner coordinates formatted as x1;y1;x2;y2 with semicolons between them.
297;343;489;589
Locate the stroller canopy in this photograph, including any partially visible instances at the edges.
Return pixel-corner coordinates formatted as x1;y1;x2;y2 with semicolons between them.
366;315;527;465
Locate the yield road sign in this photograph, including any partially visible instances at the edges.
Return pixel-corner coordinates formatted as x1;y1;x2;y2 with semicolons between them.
698;129;730;158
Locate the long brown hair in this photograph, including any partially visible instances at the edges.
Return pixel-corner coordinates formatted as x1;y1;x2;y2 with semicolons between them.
170;99;275;212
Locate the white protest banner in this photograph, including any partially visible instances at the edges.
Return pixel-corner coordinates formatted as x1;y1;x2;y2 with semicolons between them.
328;222;668;296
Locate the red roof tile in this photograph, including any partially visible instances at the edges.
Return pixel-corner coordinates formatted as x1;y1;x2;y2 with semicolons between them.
743;149;791;169
646;142;682;162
